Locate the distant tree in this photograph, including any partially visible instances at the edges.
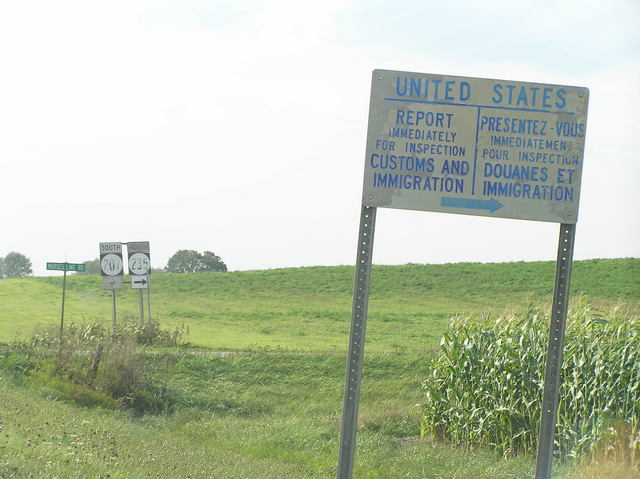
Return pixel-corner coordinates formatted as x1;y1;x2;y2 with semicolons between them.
77;258;101;275
0;252;33;278
200;251;227;272
166;250;202;273
165;250;227;273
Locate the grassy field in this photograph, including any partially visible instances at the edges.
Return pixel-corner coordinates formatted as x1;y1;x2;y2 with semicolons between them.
1;258;638;350
0;258;638;478
0;352;539;478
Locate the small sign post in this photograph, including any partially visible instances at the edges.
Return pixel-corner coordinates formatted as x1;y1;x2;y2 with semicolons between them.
337;69;589;479
46;262;86;350
127;242;151;325
100;242;123;329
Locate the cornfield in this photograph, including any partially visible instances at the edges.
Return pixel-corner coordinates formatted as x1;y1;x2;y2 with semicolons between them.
421;300;640;466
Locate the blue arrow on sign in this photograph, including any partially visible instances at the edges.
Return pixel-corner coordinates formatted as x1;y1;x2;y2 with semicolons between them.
441;197;504;213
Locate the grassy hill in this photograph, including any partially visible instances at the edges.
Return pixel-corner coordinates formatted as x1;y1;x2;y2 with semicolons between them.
0;258;637;352
0;258;638;478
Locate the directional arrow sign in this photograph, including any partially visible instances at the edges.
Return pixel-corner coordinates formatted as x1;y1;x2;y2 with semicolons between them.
441;197;503;213
131;275;149;290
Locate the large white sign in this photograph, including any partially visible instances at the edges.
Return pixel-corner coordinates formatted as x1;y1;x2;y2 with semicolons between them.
362;70;589;223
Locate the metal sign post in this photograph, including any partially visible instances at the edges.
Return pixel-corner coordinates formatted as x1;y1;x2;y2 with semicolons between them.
336;69;589;478
46;262;85;351
337;206;377;479
139;289;145;325
100;242;123;330
535;223;576;479
59;268;67;352
127;242;151;326
147;278;152;322
111;290;117;330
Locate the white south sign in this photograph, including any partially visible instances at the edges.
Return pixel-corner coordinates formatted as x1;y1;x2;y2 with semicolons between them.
99;242;123;277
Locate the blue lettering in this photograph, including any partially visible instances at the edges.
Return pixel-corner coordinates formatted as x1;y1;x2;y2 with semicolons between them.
492;84;503;104
460;82;471;101
555;122;585;138
410;78;422;97
505;85;516;105
388;174;398;188
445;81;455;100
394;76;473;102
555;88;567;109
517;87;528;106
441;160;469;176
542;88;553;108
396;77;408;96
432;79;441;99
490;84;567;110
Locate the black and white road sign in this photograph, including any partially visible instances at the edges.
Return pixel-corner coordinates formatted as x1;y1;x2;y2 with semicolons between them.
99;242;123;277
102;275;123;291
131;275;149;290
127;242;149;254
128;253;150;275
127;242;151;276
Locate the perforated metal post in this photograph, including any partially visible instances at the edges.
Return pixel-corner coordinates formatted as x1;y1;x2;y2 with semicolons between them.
535;223;576;479
58;268;67;357
139;289;145;326
111;290;117;331
147;279;152;321
337;205;377;479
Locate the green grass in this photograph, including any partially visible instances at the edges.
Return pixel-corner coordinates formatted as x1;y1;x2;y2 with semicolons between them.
1;259;638;352
0;351;537;478
0;259;638;478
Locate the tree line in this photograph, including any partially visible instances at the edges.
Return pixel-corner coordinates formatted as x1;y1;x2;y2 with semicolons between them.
0;250;227;278
0;252;33;278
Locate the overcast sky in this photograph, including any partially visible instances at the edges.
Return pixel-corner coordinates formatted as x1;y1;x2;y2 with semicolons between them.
1;0;639;276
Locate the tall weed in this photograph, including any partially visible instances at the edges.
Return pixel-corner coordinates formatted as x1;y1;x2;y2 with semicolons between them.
4;318;184;414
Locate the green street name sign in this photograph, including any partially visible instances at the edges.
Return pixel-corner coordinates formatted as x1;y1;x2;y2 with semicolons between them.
46;262;86;272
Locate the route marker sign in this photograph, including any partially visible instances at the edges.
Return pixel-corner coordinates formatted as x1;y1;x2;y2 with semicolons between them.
127;241;150;277
362;69;589;223
126;241;152;321
100;242;123;291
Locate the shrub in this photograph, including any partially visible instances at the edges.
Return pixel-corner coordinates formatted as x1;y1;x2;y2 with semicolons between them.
113;319;189;346
27;359;120;409
3;319;184;415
